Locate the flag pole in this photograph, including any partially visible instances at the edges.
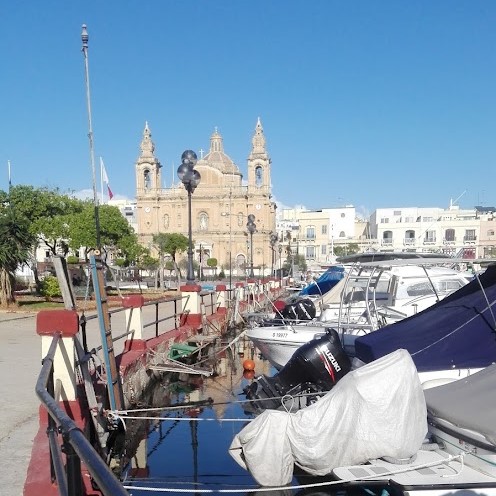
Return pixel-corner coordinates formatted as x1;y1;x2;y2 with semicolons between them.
81;24;101;249
100;156;104;204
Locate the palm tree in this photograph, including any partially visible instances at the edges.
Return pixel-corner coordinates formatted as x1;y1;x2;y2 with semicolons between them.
0;210;35;306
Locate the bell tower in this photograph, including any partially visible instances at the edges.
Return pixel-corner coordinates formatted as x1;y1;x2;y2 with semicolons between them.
136;122;162;196
247;117;271;194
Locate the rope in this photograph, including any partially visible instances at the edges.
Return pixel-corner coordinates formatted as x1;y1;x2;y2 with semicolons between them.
122;452;466;493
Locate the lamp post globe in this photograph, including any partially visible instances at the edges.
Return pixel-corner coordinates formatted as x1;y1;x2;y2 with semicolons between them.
177;150;201;284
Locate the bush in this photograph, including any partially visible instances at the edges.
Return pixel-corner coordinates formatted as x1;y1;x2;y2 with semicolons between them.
218;269;225;280
40;275;62;301
66;255;80;264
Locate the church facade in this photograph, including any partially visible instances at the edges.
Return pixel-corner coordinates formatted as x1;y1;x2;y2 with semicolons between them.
135;118;277;277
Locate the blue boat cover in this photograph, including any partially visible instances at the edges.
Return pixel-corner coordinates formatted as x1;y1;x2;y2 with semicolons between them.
299;265;345;296
354;264;496;372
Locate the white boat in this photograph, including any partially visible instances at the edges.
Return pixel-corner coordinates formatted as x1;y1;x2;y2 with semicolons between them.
332;363;496;495
232;350;496;494
247;259;472;370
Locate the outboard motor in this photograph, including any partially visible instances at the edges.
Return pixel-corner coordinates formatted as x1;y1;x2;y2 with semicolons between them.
281;297;316;321
244;328;351;413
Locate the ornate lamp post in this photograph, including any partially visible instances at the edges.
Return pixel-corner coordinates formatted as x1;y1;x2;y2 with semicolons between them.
246;214;256;278
278;244;283;283
177;150;201;284
269;232;278;277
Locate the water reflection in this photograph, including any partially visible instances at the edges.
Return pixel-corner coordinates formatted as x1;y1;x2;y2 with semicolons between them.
119;332;393;496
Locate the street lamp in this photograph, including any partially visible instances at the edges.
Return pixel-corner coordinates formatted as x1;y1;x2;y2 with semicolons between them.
269;232;278;277
177;150;201;284
278;244;283;284
246;214;256;278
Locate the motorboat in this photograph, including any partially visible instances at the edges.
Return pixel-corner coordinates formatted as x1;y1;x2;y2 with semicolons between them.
332;363;496;495
354;262;496;384
247;258;472;370
233;351;496;494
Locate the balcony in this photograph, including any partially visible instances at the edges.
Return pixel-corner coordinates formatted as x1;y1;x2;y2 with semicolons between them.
403;238;416;246
443;238;456;245
381;239;393;246
423;240;436;245
463;236;477;243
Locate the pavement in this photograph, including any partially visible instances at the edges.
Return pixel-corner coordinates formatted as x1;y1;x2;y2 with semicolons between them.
0;311;41;496
0;304;168;495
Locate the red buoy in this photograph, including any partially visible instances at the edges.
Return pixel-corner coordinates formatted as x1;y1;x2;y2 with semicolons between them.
243;359;255;371
243;369;255;380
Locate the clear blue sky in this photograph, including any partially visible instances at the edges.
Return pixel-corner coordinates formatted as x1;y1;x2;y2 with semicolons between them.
2;1;495;217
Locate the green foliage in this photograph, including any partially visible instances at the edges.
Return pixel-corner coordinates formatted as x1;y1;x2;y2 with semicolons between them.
0;208;36;306
333;244;360;257
66;255;79;264
218;269;225;279
139;254;159;270
40;275;61;301
206;258;217;268
115;258;127;267
152;232;189;261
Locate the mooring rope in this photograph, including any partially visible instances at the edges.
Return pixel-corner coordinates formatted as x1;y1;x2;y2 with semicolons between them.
122;452;466;493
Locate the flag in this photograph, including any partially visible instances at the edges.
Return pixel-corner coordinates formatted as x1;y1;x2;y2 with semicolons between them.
100;157;114;200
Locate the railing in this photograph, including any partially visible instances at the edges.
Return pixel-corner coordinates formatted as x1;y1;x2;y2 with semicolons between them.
36;333;129;496
142;294;183;337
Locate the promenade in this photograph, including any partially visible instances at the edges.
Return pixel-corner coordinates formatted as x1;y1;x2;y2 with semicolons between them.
0;311;40;496
0;303;192;495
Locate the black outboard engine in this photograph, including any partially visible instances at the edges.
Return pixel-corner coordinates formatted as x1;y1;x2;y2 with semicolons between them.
281;297;316;321
244;328;351;413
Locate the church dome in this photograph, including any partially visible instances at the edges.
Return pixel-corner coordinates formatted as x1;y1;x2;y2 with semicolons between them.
198;128;241;175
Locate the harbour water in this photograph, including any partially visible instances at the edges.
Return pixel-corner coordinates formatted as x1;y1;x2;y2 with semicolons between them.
118;332;393;496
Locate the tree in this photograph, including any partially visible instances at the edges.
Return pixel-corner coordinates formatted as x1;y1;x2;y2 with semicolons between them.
0;186;84;290
66;203;139;260
152;233;189;288
333;243;360;257
0;209;36;306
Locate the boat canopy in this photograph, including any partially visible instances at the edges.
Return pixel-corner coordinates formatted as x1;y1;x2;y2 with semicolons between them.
299;265;345;296
354;264;496;372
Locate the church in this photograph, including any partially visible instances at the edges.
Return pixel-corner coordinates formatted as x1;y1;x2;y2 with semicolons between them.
135;118;277;278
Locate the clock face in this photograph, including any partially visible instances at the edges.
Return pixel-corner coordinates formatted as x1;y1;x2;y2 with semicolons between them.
145;207;151;213
255;203;261;210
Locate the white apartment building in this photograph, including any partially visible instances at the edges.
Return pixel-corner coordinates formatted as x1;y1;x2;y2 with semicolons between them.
278;206;357;266
370;205;496;259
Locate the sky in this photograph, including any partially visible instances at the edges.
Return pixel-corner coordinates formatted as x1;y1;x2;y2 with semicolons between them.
1;1;496;218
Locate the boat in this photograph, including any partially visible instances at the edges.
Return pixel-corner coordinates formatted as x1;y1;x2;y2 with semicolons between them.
332;363;496;495
247;259;472;370
353;262;496;384
232;351;496;494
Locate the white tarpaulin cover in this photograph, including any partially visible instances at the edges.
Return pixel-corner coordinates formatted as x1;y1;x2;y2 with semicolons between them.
229;349;427;487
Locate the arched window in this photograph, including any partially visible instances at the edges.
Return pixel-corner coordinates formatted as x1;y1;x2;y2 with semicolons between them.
339;231;345;238
255;166;263;187
383;231;393;242
199;212;209;231
236;254;246;267
143;169;151;190
488;229;495;236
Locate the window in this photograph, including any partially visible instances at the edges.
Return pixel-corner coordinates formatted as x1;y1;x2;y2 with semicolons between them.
488;230;495;236
339;231;345;237
381;218;389;224
321;244;327;255
306;226;315;240
383;231;393;242
405;230;415;239
405;216;414;223
465;229;476;241
341;213;345;218
237;213;243;227
321;225;327;235
424;230;436;243
255;166;263;187
445;229;455;242
143;169;151;189
394;210;402;216
306;246;315;258
422;217;434;222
